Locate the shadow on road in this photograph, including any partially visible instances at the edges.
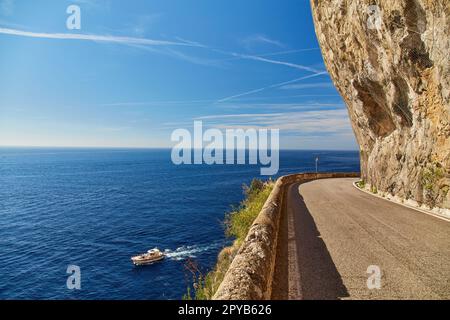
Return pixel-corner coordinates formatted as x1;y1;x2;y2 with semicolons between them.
272;182;349;300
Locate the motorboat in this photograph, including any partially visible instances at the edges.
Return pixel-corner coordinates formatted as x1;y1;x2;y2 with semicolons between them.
131;248;165;266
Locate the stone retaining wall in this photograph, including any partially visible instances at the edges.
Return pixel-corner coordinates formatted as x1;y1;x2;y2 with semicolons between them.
213;172;360;300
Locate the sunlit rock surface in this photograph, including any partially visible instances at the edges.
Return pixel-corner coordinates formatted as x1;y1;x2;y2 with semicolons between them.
311;0;449;208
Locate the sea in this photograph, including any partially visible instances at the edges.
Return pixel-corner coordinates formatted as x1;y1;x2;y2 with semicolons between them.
0;148;359;299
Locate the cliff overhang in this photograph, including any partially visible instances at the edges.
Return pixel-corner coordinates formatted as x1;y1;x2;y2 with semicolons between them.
310;0;449;209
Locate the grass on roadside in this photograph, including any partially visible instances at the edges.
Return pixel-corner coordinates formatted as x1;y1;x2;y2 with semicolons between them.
183;179;274;300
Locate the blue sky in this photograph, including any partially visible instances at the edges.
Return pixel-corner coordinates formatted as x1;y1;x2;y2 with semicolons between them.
0;0;358;150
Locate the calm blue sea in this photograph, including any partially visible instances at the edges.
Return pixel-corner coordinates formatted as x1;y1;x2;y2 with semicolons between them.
0;148;359;300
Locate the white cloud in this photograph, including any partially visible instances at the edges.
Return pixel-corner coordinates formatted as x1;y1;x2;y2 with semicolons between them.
216;72;328;103
240;34;285;49
72;0;110;11
218;102;346;111
229;52;321;73
196;113;285;120
128;13;163;37
200;109;351;131
0;0;13;16
209;46;322;73
281;82;335;90
124;43;225;67
0;27;199;47
0;24;321;73
216;48;320;64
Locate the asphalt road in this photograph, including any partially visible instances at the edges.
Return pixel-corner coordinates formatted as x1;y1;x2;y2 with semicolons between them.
271;178;450;300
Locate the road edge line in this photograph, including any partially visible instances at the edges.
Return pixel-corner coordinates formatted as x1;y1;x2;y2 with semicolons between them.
352;181;450;223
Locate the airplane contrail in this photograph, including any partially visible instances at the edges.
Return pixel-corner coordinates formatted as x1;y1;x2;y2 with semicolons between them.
0;27;199;47
216;71;328;103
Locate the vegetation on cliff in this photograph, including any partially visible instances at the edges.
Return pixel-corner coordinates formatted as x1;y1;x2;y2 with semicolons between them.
421;164;447;208
183;179;274;300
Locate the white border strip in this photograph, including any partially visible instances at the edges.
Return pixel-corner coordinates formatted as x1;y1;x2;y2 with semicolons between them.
352;181;450;223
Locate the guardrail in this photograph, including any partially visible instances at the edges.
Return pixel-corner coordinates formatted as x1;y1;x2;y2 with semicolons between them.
213;172;360;300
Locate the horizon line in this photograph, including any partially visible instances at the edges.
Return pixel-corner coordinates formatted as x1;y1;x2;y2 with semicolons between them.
0;145;359;152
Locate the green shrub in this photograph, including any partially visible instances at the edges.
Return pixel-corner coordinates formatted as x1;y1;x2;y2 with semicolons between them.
225;180;273;242
421;164;445;207
356;180;366;189
371;185;378;194
421;165;444;192
184;179;274;300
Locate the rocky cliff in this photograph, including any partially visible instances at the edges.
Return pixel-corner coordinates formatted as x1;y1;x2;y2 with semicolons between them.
311;0;450;209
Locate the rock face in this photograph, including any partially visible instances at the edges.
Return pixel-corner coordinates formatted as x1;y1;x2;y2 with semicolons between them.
311;0;450;209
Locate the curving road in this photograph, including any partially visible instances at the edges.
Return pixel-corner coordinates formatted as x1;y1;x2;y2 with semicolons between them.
271;178;450;300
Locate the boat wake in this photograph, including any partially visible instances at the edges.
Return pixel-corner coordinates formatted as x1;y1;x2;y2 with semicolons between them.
163;242;224;261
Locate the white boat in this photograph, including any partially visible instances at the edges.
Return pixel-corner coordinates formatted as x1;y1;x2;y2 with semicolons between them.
131;248;165;266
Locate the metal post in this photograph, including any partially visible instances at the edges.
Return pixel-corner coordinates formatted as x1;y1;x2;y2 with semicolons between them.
315;156;319;174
